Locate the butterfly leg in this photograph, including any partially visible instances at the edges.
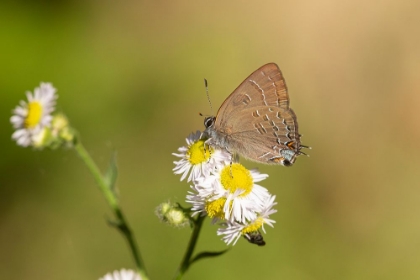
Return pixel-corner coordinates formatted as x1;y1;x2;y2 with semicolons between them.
222;147;236;178
203;138;213;162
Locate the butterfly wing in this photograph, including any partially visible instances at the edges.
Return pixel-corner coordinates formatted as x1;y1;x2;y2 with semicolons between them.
216;63;289;118
214;63;301;164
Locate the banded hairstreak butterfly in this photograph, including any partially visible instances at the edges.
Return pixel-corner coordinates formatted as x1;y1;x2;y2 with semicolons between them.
203;63;308;166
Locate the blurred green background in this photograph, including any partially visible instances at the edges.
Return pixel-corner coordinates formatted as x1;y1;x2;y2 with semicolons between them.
1;0;420;279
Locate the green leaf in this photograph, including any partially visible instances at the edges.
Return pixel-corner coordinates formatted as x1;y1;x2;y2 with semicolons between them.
189;249;230;266
104;151;118;193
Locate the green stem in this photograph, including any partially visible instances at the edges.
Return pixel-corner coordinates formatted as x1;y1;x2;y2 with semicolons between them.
74;140;148;279
173;215;206;280
74;141;117;208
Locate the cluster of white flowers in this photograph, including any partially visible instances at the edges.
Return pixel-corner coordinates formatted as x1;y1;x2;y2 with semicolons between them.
173;131;277;245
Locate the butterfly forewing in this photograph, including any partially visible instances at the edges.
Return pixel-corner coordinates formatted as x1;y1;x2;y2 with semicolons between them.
215;63;289;125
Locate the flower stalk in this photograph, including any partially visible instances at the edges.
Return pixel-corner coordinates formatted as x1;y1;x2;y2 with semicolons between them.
174;214;205;280
74;139;148;280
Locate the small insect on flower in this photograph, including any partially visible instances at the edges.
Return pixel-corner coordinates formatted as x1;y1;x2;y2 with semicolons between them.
244;230;265;246
217;195;277;246
10;82;57;147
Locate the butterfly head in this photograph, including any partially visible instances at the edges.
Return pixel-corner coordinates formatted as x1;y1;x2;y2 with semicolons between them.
203;116;219;144
204;116;215;129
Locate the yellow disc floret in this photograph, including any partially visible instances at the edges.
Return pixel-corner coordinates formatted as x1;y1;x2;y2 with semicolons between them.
25;101;43;128
241;217;264;234
220;163;253;197
187;140;212;165
205;198;227;220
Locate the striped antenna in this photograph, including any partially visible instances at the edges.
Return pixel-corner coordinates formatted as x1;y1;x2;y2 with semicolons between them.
204;79;213;115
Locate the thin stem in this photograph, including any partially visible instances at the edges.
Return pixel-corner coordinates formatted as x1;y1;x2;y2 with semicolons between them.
74;141;118;209
173;215;206;280
74;140;148;279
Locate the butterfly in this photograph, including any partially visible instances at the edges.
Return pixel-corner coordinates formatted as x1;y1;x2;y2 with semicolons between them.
203;63;309;166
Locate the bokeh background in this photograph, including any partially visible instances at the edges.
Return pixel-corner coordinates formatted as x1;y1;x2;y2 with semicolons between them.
1;0;420;279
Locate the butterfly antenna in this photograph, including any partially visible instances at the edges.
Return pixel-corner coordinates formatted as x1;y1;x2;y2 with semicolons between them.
204;78;213;115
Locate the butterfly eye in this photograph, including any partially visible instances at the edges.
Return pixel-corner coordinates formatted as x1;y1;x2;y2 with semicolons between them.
204;117;215;128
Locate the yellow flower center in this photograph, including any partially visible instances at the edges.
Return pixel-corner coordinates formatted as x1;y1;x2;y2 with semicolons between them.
25;101;43;128
220;163;253;197
187;140;212;165
205;198;226;220
241;217;264;234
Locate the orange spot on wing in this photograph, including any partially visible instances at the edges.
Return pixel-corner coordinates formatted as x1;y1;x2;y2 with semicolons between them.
271;157;284;163
287;141;295;149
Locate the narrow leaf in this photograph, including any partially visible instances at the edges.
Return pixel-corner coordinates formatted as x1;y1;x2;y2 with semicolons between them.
189;249;230;266
104;151;118;193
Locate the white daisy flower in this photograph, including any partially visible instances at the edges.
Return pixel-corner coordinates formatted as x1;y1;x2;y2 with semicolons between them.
99;268;142;280
187;163;270;224
173;131;230;182
217;195;277;246
10;82;57;147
